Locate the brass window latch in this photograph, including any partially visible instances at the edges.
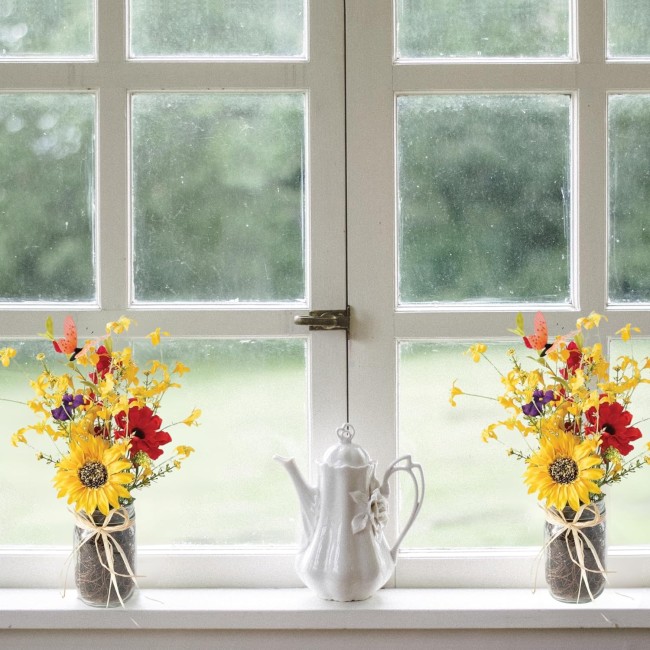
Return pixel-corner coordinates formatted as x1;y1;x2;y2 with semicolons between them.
294;306;350;334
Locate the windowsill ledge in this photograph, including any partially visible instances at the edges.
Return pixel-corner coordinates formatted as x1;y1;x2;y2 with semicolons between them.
2;588;650;630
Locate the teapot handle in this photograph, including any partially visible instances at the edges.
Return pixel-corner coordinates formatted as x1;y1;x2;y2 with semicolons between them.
380;455;425;562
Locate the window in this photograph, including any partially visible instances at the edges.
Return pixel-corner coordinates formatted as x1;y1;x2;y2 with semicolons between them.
2;0;650;590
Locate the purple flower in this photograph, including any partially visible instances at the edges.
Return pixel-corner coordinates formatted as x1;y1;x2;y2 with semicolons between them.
51;393;85;421
522;390;554;417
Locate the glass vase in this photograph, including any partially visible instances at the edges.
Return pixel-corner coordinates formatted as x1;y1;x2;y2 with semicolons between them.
544;500;606;603
74;504;137;607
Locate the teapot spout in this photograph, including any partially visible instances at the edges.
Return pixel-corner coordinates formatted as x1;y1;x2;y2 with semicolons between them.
274;456;319;540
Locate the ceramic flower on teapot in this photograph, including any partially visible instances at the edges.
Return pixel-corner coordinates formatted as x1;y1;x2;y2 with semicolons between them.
275;423;424;602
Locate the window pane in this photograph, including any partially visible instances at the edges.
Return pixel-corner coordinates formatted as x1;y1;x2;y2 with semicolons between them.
608;0;650;58
398;341;538;547
129;0;306;58
0;93;96;302
608;339;650;544
0;0;94;58
397;94;571;305
396;0;570;59
0;337;308;545
609;95;650;304
131;93;306;304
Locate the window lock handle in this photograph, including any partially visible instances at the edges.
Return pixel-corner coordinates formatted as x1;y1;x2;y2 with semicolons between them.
294;307;350;333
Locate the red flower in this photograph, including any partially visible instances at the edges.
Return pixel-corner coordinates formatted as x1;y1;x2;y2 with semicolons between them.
89;345;112;384
566;341;582;373
585;401;641;456
560;341;583;380
114;404;171;461
95;345;112;377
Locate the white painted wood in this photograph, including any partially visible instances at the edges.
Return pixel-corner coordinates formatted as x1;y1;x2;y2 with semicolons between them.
3;587;650;650
3;587;650;629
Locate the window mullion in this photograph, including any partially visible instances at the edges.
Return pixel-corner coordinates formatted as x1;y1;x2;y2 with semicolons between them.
346;0;401;567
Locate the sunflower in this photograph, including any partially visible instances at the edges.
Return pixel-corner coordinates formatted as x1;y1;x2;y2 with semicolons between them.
523;431;604;511
53;436;133;515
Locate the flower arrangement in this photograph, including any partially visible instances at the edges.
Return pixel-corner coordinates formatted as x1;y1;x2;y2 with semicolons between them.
450;312;650;513
1;315;200;516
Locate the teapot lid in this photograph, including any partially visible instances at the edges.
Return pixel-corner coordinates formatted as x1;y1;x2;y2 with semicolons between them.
322;423;372;467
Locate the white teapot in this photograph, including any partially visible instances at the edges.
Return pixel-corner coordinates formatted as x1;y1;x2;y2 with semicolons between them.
275;423;424;601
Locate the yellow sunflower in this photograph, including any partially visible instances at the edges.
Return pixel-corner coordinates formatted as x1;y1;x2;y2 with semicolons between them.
53;436;133;516
524;431;604;511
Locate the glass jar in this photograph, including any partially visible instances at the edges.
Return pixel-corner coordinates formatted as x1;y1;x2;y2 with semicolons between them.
74;504;136;607
544;499;606;603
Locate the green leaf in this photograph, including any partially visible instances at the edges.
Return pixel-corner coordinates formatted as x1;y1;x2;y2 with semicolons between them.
507;312;526;337
39;316;54;340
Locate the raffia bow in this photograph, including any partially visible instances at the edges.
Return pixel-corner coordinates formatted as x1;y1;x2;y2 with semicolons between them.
68;507;138;607
539;502;607;603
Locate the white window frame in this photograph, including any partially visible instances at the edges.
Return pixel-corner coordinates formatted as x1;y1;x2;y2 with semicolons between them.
2;0;650;592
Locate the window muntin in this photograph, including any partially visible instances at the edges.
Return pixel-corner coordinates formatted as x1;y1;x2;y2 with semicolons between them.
0;93;96;302
0;0;94;59
395;0;571;60
608;94;650;304
129;0;307;60
131;92;307;305
396;94;572;306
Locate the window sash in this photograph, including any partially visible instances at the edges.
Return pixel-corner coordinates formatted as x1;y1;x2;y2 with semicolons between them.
0;0;348;579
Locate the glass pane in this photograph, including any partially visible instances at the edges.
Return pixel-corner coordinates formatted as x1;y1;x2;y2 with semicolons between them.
132;93;306;304
129;0;305;58
0;93;96;302
608;0;650;58
397;94;571;305
396;0;570;59
608;339;650;544
0;337;308;545
609;94;650;303
398;341;538;547
0;0;94;58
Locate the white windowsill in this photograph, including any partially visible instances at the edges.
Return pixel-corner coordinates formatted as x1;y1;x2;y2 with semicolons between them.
2;588;650;630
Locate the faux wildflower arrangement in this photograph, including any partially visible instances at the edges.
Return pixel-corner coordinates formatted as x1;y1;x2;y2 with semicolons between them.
1;315;200;605
451;312;650;602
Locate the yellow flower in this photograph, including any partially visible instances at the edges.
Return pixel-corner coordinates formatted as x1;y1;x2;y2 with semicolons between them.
147;327;169;346
181;408;201;426
97;374;116;399
576;312;606;330
105;316;132;335
466;343;487;363
449;381;463;407
53;436;133;516
481;423;498;442
30;373;50;397
176;445;195;458
523;432;604;511
617;323;641;342
0;347;16;367
11;428;28;447
173;361;190;376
